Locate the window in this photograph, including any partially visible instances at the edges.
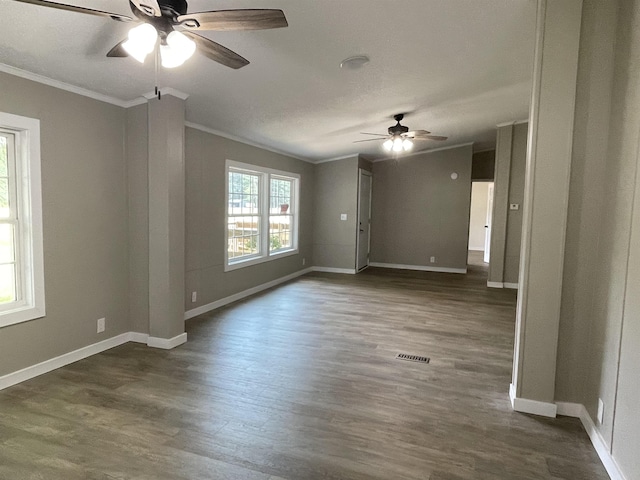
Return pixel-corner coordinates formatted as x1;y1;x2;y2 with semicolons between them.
0;112;45;328
226;160;299;270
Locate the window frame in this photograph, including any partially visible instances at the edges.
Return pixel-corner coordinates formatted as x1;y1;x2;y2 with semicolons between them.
225;160;299;272
0;112;45;328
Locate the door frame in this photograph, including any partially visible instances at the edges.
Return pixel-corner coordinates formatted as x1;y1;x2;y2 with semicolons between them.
484;182;494;263
356;168;373;272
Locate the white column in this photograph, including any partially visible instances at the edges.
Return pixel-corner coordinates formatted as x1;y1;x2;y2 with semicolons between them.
511;0;583;416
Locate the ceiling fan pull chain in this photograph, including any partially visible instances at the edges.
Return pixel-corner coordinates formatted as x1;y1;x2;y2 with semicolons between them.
154;43;161;100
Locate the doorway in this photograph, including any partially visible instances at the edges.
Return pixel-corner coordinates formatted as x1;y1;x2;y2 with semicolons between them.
468;181;494;266
356;169;372;272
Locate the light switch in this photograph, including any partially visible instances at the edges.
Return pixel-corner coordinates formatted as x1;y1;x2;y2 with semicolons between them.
510;203;520;210
340;214;348;221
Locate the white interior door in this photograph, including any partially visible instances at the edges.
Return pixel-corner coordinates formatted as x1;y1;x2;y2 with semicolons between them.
484;183;494;263
356;169;372;272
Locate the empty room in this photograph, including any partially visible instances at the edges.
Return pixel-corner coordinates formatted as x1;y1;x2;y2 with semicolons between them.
0;1;638;479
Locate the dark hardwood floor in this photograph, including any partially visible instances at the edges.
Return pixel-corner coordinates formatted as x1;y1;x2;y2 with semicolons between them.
0;253;609;479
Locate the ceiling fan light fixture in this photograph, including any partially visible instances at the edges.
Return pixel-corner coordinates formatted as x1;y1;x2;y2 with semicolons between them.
123;23;158;63
383;139;394;152
160;31;196;68
403;138;413;151
392;137;404;152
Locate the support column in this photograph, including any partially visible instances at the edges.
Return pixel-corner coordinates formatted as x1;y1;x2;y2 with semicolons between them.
511;0;583;416
147;93;187;349
487;123;513;287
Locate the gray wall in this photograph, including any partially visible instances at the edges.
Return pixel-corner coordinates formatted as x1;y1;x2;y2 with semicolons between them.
557;0;640;477
184;127;314;310
488;123;526;285
370;145;473;270
312;156;359;270
583;0;640;473
126;104;149;334
0;72;129;376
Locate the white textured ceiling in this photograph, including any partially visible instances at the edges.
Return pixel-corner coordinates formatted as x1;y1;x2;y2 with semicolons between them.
0;0;536;162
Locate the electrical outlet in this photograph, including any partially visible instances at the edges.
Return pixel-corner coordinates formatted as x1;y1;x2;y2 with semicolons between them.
97;317;105;334
302;258;306;266
191;291;197;303
340;213;348;221
597;398;604;424
510;203;520;210
430;256;436;263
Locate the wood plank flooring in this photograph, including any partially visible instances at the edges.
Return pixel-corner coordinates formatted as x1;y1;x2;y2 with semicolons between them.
0;253;609;479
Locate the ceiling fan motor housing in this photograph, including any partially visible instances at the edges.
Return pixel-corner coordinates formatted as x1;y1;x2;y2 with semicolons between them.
129;0;188;20
388;123;409;136
158;0;188;16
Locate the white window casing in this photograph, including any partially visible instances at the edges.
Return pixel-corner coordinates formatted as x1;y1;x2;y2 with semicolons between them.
0;112;45;328
225;160;300;272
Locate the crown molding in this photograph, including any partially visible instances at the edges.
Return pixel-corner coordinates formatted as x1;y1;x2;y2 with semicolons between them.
0;63;194;109
496;119;529;128
474;147;497;154
0;62;132;107
314;153;360;164
122;97;148;108
142;88;189;101
185;121;314;164
372;142;475;163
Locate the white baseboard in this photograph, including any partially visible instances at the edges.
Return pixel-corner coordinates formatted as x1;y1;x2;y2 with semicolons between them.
312;266;357;274
556;401;584;417
468;247;485;252
369;262;467;274
184;268;313;320
0;332;133;391
556;402;627;480
147;332;187;350
509;383;557;417
129;332;149;344
488;281;520;289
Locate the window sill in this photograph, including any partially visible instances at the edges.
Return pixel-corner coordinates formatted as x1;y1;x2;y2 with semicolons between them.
225;248;299;272
0;304;46;328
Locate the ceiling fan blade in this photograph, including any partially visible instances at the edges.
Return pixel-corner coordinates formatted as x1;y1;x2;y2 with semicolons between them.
130;0;161;17
353;138;385;144
360;132;388;137
183;32;249;69
415;135;448;141
10;0;133;21
106;40;128;58
406;129;431;137
177;9;288;31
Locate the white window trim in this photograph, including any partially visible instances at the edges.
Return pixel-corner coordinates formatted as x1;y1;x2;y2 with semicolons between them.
0;112;45;328
225;160;300;272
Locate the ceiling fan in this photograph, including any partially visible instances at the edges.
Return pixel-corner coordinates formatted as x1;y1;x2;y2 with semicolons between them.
10;0;288;69
355;114;448;153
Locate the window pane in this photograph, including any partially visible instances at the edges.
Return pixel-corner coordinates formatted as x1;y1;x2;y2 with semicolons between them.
228;215;261;260
0;263;16;304
0;178;9;218
0;224;15;263
270;178;292;215
228;169;263;263
269;214;293;252
0;136;7;177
